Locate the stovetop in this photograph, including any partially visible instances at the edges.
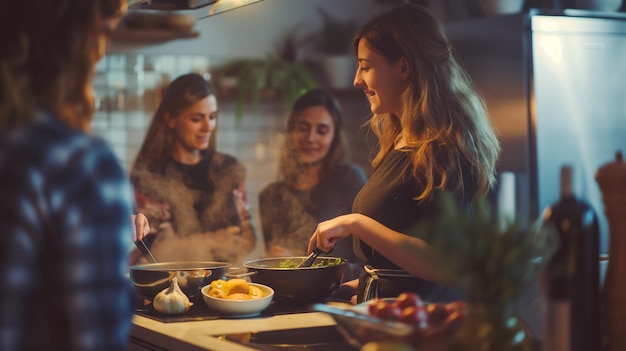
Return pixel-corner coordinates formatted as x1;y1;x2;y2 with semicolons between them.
135;300;314;323
212;325;359;351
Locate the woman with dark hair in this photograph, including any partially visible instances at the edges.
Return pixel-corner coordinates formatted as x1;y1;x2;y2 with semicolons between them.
0;0;134;350
130;73;257;265
307;4;501;303
259;88;367;281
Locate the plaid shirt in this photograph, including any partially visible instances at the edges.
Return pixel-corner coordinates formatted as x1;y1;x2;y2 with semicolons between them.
0;113;134;351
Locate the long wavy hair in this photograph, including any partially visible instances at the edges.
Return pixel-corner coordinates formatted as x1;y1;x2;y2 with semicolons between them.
279;88;350;187
0;0;125;132
353;4;500;201
133;73;218;173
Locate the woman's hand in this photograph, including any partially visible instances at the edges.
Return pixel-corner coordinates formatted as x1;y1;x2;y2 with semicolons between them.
308;213;441;282
330;279;359;303
132;213;151;242
307;214;360;253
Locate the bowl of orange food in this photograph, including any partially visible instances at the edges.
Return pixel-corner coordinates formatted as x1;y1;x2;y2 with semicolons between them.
201;278;274;318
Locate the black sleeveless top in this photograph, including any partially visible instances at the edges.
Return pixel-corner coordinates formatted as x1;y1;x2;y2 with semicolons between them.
352;149;473;302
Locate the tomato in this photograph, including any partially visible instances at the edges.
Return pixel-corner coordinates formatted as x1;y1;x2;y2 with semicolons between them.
368;300;401;321
393;292;424;310
444;301;466;314
426;303;449;325
442;310;466;329
397;305;428;327
368;299;382;315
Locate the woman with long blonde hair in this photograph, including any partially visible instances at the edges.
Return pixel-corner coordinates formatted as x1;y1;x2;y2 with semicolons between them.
308;4;501;303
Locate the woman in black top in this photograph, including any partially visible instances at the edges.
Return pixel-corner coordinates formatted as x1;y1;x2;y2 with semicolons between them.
307;4;501;303
259;89;367;281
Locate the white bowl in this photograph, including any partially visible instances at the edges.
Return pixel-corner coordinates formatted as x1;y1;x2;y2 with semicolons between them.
201;283;274;318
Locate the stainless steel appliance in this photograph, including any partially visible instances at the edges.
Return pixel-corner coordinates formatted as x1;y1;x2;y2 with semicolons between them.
445;9;626;255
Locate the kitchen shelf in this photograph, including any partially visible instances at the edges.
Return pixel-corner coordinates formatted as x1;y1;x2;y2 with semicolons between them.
108;28;199;50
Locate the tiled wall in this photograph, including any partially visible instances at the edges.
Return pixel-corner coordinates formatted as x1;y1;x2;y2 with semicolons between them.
92;53;373;260
92;53;213;168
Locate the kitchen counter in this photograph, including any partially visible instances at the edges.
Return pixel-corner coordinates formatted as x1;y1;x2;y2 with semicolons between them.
128;309;342;351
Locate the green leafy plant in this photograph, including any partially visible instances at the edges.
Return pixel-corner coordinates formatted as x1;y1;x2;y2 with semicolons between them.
217;30;317;122
407;191;557;304
315;7;358;55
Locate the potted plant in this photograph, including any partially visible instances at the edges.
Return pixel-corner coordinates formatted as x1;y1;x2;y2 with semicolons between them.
314;7;358;90
216;29;317;122
407;191;557;350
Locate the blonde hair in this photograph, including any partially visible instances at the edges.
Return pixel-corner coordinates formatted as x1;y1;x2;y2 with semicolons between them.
354;4;500;201
0;0;125;132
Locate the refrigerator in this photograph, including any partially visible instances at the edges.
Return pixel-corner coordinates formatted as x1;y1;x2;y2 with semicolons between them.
445;8;626;256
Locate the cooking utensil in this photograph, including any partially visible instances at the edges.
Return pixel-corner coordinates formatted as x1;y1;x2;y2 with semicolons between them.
134;238;157;263
129;261;232;303
243;256;347;305
297;247;324;268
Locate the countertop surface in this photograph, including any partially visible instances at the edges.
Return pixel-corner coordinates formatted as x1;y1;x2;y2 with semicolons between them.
129;305;344;351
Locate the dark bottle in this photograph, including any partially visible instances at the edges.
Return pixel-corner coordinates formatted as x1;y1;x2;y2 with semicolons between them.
542;165;600;351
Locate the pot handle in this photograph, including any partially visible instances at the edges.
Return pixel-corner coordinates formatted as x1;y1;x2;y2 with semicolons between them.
224;267;257;279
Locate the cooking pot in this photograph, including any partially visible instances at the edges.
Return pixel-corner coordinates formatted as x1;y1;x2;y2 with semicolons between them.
129;261;232;302
243;257;347;305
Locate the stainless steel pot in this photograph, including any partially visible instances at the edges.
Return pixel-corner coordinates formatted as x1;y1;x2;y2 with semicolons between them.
129;261;232;302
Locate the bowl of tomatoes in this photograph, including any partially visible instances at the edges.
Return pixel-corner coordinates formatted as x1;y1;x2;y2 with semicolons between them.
312;292;466;349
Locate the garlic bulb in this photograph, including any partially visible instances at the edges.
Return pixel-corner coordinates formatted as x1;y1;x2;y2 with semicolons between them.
152;277;193;315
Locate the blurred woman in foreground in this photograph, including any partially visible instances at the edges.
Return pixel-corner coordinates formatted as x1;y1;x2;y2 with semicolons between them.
0;1;135;350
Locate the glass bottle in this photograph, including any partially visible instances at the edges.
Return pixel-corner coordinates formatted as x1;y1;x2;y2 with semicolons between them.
542;165;600;351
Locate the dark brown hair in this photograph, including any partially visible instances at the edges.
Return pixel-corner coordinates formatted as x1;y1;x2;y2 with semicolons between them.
133;73;218;173
279;88;350;186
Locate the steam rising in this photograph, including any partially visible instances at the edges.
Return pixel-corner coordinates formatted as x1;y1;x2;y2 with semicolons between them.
132;156;256;266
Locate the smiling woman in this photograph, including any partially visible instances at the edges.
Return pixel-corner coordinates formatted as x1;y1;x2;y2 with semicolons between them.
258;89;367;283
129;73;257;266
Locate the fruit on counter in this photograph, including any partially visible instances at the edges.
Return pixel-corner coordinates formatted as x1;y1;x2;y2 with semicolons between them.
395;292;425;310
368;299;402;321
207;279;266;300
425;303;449;325
152;277;193;315
367;292;428;327
363;293;467;346
398;306;428;326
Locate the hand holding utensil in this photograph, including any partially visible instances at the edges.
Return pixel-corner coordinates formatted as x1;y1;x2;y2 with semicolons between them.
134;238;157;263
297;247;326;268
